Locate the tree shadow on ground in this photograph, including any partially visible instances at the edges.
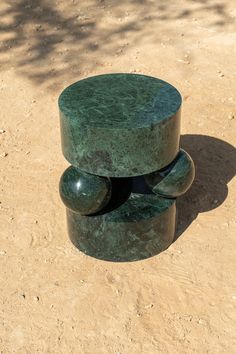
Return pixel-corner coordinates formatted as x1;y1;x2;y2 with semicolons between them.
0;0;234;88
176;134;236;238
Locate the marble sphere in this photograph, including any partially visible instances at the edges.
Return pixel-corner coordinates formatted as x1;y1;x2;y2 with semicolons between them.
145;149;195;198
59;166;112;215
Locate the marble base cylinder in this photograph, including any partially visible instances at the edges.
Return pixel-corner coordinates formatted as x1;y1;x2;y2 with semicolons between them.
66;194;176;262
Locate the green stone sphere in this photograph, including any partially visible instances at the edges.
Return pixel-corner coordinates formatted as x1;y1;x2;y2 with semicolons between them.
59;166;112;215
145;149;195;198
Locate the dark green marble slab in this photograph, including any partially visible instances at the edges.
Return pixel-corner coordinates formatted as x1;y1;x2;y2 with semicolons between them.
59;74;182;177
67;193;176;262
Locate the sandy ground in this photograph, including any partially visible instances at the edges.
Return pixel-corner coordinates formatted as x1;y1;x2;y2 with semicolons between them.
0;0;236;353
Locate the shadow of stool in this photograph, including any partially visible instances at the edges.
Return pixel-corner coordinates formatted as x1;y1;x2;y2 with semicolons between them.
176;134;236;239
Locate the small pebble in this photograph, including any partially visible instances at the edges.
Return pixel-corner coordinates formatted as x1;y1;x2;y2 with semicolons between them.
0;152;7;157
177;59;190;64
145;303;154;309
228;113;235;120
35;25;42;31
0;250;6;255
129;68;141;73
0;129;5;134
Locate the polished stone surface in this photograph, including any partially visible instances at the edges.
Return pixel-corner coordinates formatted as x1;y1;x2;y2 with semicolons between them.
58;74;195;261
67;193;176;262
145;149;195;198
59;166;112;215
59;73;182;177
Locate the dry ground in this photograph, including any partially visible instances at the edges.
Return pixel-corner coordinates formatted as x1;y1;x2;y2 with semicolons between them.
0;0;236;353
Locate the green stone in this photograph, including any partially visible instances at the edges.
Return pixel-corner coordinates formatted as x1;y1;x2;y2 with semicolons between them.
59;166;112;215
58;74;195;261
67;193;176;262
59;73;182;177
145;149;195;198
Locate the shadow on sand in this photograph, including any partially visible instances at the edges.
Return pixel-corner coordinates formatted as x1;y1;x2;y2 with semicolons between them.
176;134;236;239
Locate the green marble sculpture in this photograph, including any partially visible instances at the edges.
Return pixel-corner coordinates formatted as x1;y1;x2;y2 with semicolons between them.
59;73;195;261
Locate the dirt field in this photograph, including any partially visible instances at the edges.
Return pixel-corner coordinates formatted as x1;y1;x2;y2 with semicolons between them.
0;0;236;353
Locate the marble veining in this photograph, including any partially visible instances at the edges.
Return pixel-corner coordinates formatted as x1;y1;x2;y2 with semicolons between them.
67;193;176;262
59;166;111;215
58;74;194;261
145;149;195;198
59;73;182;176
59;73;182;129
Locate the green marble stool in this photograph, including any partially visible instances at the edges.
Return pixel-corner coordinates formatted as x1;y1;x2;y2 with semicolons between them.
58;74;195;262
